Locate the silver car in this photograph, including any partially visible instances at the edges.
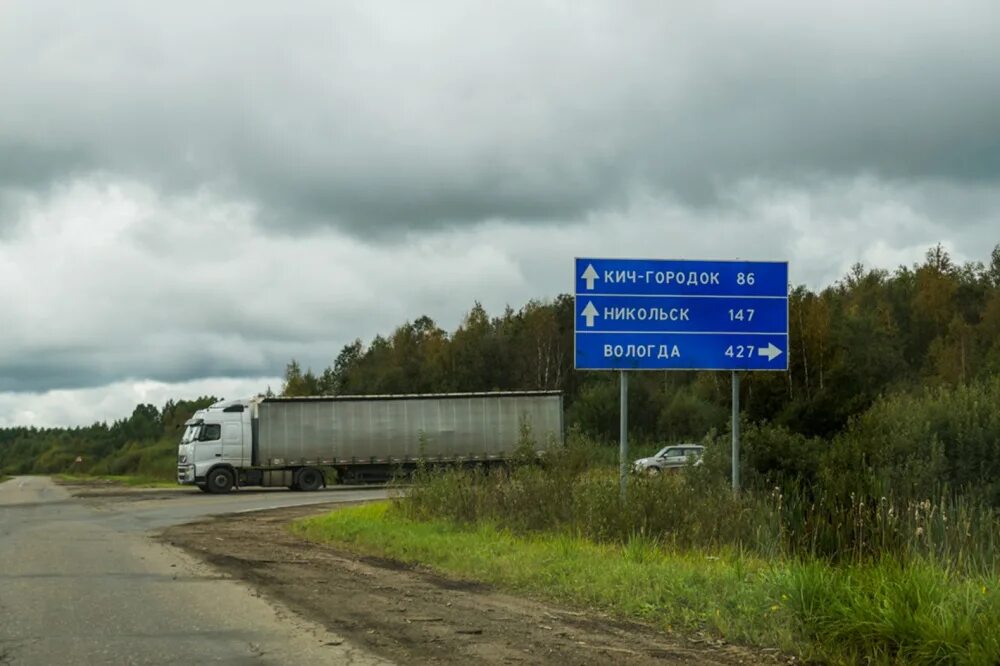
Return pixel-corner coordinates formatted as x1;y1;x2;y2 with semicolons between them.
633;444;705;474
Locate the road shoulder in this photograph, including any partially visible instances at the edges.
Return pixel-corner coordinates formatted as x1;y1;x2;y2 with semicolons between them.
160;503;784;666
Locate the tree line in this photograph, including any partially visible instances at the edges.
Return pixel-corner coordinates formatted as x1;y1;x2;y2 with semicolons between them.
279;242;1000;503
0;397;215;477
283;244;1000;443
3;243;999;488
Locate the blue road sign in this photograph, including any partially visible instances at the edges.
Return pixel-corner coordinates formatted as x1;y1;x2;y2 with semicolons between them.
576;258;787;297
574;258;789;371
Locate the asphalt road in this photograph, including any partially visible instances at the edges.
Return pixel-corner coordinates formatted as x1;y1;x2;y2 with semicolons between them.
0;476;392;665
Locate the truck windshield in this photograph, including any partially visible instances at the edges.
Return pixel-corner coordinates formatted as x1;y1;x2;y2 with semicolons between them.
181;424;201;443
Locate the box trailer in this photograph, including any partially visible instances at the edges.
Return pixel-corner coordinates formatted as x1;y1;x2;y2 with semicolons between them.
177;391;563;492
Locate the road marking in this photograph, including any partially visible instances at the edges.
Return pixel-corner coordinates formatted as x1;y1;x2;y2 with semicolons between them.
234;505;283;514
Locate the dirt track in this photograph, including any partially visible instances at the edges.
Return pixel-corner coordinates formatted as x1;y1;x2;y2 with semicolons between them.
160;503;784;665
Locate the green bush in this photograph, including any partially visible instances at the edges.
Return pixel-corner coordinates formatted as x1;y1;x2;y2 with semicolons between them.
821;378;1000;503
398;457;1000;575
656;390;727;442
298;503;1000;666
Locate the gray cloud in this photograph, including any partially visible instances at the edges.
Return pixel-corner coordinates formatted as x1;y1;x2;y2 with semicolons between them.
3;1;999;236
0;377;279;428
0;142;93;191
2;2;1000;423
1;174;997;399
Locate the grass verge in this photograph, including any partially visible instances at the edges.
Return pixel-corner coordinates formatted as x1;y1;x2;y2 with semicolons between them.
293;502;1000;665
54;473;178;488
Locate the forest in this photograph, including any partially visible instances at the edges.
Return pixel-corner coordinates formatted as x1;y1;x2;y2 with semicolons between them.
3;243;1000;502
0;397;216;480
287;244;1000;437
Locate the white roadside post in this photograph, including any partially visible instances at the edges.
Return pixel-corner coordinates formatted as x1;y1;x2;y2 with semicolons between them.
620;370;628;502
731;371;740;493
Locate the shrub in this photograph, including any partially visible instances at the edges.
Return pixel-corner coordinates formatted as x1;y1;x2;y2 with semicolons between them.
397;459;1000;575
821;378;1000;503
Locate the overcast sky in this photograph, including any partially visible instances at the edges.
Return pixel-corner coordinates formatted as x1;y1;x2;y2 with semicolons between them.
2;1;1000;426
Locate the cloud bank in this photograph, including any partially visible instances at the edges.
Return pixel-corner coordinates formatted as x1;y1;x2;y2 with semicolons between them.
1;1;999;425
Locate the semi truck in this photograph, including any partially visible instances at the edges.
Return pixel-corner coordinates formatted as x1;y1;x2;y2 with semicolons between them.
176;391;563;493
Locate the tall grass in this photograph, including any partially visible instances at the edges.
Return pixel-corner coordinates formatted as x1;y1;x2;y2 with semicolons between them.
379;447;1000;663
396;437;1000;576
297;503;1000;665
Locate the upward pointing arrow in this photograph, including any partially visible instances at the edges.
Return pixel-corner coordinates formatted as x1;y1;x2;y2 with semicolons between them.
581;301;599;327
758;343;783;361
581;264;599;290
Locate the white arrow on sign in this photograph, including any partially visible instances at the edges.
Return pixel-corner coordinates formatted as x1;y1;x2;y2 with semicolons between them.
581;301;599;327
581;264;599;290
758;342;783;361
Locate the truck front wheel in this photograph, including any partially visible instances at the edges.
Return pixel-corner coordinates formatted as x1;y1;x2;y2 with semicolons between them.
206;467;235;494
294;468;324;492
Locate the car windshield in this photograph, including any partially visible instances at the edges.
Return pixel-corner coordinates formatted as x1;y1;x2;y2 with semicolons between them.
180;424;201;444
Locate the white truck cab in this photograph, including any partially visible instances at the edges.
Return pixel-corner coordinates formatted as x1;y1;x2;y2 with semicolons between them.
176;398;287;493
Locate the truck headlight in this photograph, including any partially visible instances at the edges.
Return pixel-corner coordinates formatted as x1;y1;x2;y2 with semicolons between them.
178;455;188;464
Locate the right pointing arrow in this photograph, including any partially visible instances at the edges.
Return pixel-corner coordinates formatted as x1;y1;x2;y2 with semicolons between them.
581;264;599;290
581;301;599;327
758;342;783;361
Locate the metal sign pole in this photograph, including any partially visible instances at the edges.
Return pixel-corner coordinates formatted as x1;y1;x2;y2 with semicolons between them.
731;371;740;493
620;370;628;502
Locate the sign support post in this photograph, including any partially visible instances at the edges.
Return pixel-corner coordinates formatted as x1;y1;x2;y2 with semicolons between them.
731;371;740;493
619;370;628;501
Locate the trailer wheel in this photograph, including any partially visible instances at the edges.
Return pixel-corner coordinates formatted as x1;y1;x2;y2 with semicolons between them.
206;467;234;494
295;468;324;492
